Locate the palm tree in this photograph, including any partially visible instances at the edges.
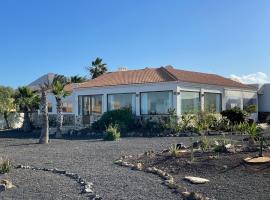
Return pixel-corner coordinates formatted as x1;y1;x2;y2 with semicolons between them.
14;87;40;132
39;83;50;144
87;57;107;79
51;76;70;138
70;75;88;83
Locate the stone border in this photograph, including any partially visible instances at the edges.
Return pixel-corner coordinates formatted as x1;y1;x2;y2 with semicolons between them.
114;155;210;200
16;164;102;200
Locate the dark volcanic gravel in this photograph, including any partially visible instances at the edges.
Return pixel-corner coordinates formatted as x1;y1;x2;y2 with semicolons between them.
0;132;191;200
125;149;270;200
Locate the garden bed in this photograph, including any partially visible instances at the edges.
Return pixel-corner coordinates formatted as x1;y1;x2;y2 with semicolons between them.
119;146;270;200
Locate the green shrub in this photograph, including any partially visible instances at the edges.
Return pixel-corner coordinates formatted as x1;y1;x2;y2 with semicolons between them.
160;108;181;135
246;123;259;140
217;117;231;131
0;158;12;174
244;105;257;114
103;124;121;141
169;144;180;157
199;136;212;152
235;122;249;134
221;107;248;125
180;114;196;132
92;108;134;134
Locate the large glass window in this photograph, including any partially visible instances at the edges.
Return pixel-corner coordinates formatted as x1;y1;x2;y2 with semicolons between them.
141;91;173;115
226;98;241;109
91;95;102;114
243;92;257;113
78;95;103;115
225;91;242;109
181;91;200;114
108;93;136;113
204;93;222;113
62;102;73;113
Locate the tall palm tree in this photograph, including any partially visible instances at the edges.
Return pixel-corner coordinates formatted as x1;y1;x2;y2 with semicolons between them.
70;75;88;83
51;76;70;138
14;87;40;132
39;83;50;144
87;57;107;79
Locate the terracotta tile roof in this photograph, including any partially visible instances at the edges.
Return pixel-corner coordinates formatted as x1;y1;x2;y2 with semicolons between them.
165;66;253;89
78;66;253;89
78;67;175;88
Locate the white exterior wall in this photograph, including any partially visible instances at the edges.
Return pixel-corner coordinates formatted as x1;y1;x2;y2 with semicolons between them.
74;82;178;116
258;84;270;112
66;81;258;118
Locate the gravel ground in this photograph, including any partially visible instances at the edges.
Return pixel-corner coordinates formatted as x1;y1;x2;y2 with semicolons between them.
125;146;270;200
0;132;192;200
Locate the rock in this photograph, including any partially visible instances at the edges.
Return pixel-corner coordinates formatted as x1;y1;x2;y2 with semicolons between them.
193;141;200;149
0;180;16;189
244;156;270;164
177;143;188;149
184;176;209;184
135;163;143;171
114;159;123;165
0;184;6;192
84;187;93;193
182;191;208;200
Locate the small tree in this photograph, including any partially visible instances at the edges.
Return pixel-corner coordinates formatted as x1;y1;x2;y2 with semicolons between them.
39;83;50;144
14;87;40;132
51;76;70;138
87;57;107;79
0;86;15;129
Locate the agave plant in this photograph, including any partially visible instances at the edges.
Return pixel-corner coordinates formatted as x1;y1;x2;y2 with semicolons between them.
169;144;180;157
246;123;260;145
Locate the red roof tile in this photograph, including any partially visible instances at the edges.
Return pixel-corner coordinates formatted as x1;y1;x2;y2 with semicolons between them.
78;66;253;89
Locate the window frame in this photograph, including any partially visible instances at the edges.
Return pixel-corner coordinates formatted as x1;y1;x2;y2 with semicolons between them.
62;102;73;113
78;94;103;116
140;90;174;115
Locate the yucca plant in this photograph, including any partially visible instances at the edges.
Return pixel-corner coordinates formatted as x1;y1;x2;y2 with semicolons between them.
169;144;180;157
104;124;121;141
199;136;211;152
0;158;12;174
247;123;259;145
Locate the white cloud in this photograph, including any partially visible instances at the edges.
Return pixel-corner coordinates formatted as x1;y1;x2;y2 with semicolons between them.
229;72;269;84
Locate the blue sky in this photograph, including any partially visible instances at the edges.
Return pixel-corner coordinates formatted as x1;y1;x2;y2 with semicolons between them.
0;0;270;88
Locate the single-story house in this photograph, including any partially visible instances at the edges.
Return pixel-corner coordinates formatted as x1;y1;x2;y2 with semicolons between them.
43;66;258;126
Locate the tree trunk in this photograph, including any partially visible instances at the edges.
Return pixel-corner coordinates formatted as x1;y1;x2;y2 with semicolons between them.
55;97;63;138
22;110;32;132
39;88;49;144
3;112;10;129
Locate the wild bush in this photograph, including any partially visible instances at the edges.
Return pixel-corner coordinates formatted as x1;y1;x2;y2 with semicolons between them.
92;108;134;134
0;158;12;174
103;124;121;141
199;136;212;152
160;108;181;135
221;107;248;125
169;144;180;157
